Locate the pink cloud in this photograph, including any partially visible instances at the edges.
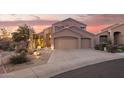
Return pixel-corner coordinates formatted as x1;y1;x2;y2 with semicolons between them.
33;25;50;33
87;24;111;33
1;14;124;33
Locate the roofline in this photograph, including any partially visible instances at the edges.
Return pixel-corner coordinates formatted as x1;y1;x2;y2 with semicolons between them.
111;23;124;30
43;27;52;32
69;26;95;36
52;18;87;26
96;30;109;36
53;26;95;36
101;24;119;31
96;23;121;35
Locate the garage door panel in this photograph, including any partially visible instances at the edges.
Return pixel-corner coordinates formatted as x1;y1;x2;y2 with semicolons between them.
54;37;78;49
81;38;91;48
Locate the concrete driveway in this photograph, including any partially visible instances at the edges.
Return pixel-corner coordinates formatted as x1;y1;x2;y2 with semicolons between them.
48;49;123;64
46;49;124;77
0;49;123;78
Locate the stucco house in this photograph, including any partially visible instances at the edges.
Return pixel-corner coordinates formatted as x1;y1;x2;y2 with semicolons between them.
96;23;124;45
43;18;95;49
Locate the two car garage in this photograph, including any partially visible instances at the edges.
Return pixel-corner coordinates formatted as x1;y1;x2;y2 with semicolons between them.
54;37;91;49
53;27;94;49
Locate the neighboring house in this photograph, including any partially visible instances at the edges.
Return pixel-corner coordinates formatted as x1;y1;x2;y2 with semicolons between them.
43;27;52;47
96;23;124;45
28;31;45;49
43;18;95;49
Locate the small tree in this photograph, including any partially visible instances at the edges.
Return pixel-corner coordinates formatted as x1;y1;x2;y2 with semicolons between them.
12;24;34;42
12;24;35;52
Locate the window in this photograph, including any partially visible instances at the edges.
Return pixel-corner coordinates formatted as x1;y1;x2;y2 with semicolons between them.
55;26;60;31
99;35;108;44
80;26;85;30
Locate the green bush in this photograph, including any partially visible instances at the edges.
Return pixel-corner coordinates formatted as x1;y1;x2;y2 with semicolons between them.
120;47;124;51
9;52;29;64
118;46;124;52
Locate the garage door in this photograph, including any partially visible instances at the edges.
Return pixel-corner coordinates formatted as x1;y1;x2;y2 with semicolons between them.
81;38;91;48
54;37;78;49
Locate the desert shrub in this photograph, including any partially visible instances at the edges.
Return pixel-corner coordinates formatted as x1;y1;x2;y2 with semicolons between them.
16;48;27;53
0;42;9;51
9;51;29;64
8;43;16;51
0;40;15;51
94;45;99;50
106;44;118;53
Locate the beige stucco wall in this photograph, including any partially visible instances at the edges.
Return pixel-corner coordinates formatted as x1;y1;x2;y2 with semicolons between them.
52;19;86;33
53;28;95;49
112;25;124;44
53;29;81;38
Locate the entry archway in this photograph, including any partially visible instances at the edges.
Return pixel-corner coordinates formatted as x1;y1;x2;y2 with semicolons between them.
114;32;121;45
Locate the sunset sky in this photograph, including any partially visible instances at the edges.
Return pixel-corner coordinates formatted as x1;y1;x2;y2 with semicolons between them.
0;14;124;33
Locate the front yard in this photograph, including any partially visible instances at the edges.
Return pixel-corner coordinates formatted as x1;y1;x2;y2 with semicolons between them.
0;48;52;74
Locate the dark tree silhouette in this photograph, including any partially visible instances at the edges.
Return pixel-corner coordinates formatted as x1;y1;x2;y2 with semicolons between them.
12;24;34;42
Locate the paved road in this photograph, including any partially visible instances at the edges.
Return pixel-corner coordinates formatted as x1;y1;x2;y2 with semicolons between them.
53;58;124;78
